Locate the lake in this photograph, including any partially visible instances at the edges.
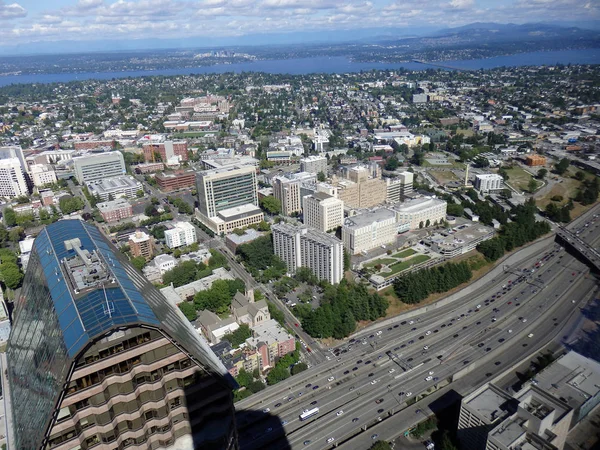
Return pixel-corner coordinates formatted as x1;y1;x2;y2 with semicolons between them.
0;48;599;87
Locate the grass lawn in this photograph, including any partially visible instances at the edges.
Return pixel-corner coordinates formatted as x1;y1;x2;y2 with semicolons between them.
429;170;460;184
456;129;475;137
535;168;597;219
392;248;417;259
505;166;537;192
365;258;397;268
386;255;431;276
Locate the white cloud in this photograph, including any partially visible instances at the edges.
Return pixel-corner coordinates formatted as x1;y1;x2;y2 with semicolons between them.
77;0;104;9
0;1;26;19
449;0;474;9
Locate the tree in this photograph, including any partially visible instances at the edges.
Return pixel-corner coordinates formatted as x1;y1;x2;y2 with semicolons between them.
368;441;392;450
267;364;290;385
0;262;23;289
8;227;23;243
528;177;538;193
554;158;570;175
235;369;253;388
259;196;281;215
0;224;8;244
0;248;17;264
317;171;326;182
446;203;464;217
130;256;147;271
59;196;85;214
136;189;145;198
574;171;586;181
2;208;16;227
385;156;399;171
537;168;547;179
291;362;308;375
178;302;197;321
498;167;509;181
162;260;199;287
222;324;252;348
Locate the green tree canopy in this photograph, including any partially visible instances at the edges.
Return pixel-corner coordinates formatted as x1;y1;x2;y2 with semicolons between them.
178;302;197;321
0;262;23;289
259;196;281;215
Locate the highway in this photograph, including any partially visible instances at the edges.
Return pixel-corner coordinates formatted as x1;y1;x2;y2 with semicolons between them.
235;203;600;450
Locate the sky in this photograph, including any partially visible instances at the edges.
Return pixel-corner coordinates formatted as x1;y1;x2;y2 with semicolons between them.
0;0;598;52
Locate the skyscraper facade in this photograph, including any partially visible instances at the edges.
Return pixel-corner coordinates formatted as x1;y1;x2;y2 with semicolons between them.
6;220;238;450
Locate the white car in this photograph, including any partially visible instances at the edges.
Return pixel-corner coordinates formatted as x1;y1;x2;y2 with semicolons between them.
389;368;396;374
328;376;335;382
376;330;382;336
423;345;429;350
405;392;412;397
425;330;432;336
508;329;513;333
409;320;415;325
522;318;527;323
336;410;344;416
528;333;534;338
429;371;434;375
327;437;335;443
425;376;433;381
371;380;378;385
262;408;270;413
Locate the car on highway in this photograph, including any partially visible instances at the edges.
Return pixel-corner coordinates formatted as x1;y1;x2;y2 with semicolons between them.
336;410;344;416
305;383;312;388
312;385;319;390
356;360;363;364
352;417;360;423
327;438;335;443
275;403;282;408
423;345;429;350
377;408;384;413
368;373;374;377
262;408;270;413
266;427;273;433
311;401;318;405
349;386;355;391
371;380;378;385
426;330;432;335
344;370;349;375
365;360;372;364
429;371;434;375
425;376;433;381
406;392;412;397
281;420;288;426
508;329;513;333
389;368;396;374
528;333;534;338
303;440;311;446
328;376;335;382
371;434;379;440
375;398;384;404
376;330;382;336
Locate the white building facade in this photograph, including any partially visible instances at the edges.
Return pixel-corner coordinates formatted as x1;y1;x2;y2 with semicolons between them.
164;222;197;248
72;151;126;183
342;208;397;255
393;197;447;230
474;174;504;193
302;192;344;232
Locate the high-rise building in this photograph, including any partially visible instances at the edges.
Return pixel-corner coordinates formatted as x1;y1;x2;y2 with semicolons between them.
164;221;197;249
474;174;504;193
129;230;154;260
342;208;397;255
335;164;387;209
197;165;258;218
0;157;28;198
302;192;344;232
72;151;126;184
6;220;238;450
300;155;328;175
393;197;447;230
272;172;316;216
272;223;344;284
386;171;413;203
30;164;58;188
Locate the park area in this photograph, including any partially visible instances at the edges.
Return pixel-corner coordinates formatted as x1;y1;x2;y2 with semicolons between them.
429;169;461;184
504;166;540;193
363;250;431;278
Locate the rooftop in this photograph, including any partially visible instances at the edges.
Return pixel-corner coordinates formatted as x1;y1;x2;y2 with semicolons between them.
343;208;396;229
393;196;446;213
86;175;140;193
465;384;516;424
246;318;294;348
97;198;131;211
425;221;494;250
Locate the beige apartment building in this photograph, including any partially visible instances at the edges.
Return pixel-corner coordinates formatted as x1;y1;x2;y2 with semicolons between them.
303;192;344;232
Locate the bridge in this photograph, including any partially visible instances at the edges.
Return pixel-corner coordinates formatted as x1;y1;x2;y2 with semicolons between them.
555;226;600;273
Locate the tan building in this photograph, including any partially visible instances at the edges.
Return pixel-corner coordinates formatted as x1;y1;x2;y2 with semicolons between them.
526;154;547;166
272;172;316;215
393;197;447;230
335;165;387;208
129;230;154;260
303;192;344;232
30;164;57;187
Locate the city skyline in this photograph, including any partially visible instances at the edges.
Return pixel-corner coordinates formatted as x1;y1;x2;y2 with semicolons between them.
0;0;598;54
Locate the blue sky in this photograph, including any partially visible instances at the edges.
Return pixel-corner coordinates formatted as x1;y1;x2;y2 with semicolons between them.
0;0;597;50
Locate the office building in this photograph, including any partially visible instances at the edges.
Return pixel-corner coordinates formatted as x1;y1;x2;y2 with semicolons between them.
424;221;495;258
475;174;504;193
86;175;142;201
155;170;196;192
458;383;573;450
30;164;57;187
196;164;264;234
342;208;397;255
0;157;28;198
272;172;316;216
96;198;134;222
72;151;126;183
143;140;188;163
272;223;344;284
165;221;197;249
6;220;238;450
526;154;547;166
129;230;154;260
303;192;344;232
386;171;414;203
300;155;328;175
393;197;447;230
335;165;387;209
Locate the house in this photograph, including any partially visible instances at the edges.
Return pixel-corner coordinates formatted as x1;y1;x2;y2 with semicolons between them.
231;291;270;327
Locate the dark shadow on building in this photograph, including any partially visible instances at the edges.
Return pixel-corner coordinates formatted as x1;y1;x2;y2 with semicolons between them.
235;408;292;450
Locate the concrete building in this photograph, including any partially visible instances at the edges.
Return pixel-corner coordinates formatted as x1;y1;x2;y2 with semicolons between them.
300;155;328;175
424;221;495;258
458;383;573;450
0;157;28;198
197;310;239;344
128;230;154;260
160;268;234;304
72;151;126;184
386;171;414;203
335;165;387;209
96;198;134;222
164;221;197;249
86;175;142;201
302;192;344;232
5;220;238;450
29;164;57;187
342;208;397;255
475;174;504;193
231;292;269;328
393;197;447;230
272;223;344;284
225;228;265;253
272;172;316;216
245;319;296;370
143;139;188;163
155;170;196;192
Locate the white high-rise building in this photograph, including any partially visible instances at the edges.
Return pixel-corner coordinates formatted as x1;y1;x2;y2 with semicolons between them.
272;223;344;284
303;192;344;232
386;171;414;203
300;155;328;175
72;151;126;183
342;208;397;255
164;222;197;249
474;174;504;193
0;158;28;198
30;164;57;188
272;172;316;216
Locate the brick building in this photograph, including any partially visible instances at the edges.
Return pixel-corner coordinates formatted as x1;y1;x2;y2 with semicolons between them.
97;198;133;222
156;170;196;192
143;140;188;163
129;230;154;260
525;154;547;166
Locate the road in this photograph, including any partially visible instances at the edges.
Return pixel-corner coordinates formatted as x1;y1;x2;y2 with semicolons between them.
234;203;600;450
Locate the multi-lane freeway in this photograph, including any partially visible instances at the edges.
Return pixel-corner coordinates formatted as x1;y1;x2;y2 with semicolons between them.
235;204;600;450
